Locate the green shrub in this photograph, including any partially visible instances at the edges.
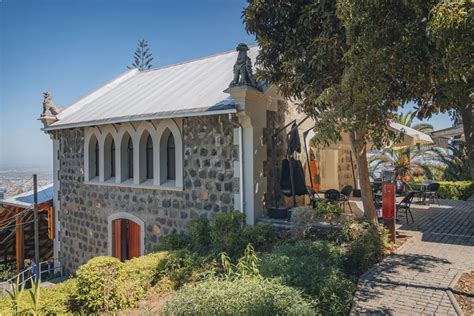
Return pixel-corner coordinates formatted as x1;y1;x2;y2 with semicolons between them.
438;181;474;200
76;256;125;313
210;211;246;256
188;216;212;252
241;224;276;249
161;277;314;315
158;233;193;251
343;223;387;277
155;250;209;289
0;278;79;315
260;240;355;315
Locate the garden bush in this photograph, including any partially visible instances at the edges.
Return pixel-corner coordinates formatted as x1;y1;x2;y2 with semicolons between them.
0;278;78;315
210;211;246;256
161;277;314;315
188;216;212;252
76;256;126;313
76;252;169;313
260;240;355;315
157;233;193;251
343;222;387;277
437;181;474;200
155;250;209;289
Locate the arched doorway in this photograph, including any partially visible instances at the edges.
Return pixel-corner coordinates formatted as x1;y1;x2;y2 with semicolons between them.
108;213;144;261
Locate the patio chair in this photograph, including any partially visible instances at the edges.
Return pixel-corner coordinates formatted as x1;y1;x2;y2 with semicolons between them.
340;185;353;213
423;182;440;206
396;191;416;224
324;189;342;211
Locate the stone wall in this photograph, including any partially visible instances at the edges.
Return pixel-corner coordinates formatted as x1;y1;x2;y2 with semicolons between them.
56;115;238;273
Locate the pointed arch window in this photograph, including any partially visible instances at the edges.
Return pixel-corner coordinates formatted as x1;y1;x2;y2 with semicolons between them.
167;133;175;180
95;140;100;177
111;140;116;178
146;135;153;179
127;138;134;179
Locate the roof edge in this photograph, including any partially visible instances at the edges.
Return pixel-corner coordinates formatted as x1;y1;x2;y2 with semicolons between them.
43;108;238;132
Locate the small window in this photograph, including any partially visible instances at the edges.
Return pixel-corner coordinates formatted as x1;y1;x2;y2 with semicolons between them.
95;140;100;177
127;138;134;179
146;135;153;179
111;140;115;178
167;133;175;180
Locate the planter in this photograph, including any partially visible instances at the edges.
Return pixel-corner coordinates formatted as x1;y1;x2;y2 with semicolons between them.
267;207;290;220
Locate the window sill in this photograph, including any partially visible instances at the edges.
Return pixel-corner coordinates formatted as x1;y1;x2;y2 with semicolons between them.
84;179;183;192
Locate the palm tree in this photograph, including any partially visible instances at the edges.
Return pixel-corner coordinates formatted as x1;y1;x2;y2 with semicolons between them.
369;111;439;183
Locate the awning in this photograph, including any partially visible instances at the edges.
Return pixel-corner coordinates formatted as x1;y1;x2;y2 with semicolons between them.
307;122;434;151
0;184;54;208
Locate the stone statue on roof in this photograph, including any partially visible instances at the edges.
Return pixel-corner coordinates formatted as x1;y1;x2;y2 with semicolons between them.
41;91;62;117
229;43;258;89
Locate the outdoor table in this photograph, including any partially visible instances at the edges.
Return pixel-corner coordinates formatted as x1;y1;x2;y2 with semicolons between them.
414;181;433;204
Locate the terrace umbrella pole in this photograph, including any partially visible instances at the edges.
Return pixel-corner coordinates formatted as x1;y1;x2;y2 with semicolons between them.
303;128;320;199
271;120;296;209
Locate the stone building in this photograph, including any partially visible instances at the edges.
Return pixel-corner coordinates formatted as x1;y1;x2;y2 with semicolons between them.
40;44;359;272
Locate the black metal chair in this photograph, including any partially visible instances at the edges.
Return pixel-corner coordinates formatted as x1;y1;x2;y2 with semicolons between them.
396;191;416;224
423;182;440;205
340;185;353;213
324;189;341;202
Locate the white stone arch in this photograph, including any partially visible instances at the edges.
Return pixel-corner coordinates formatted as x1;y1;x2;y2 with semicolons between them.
107;212;145;257
156;119;183;187
84;127;102;181
135;122;160;184
117;124;137;183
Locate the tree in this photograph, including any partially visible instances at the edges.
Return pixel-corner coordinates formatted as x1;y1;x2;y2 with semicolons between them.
418;0;473;179
244;0;430;221
128;39;154;71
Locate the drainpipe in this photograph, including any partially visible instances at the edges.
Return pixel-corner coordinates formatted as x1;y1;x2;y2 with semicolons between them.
229;113;244;215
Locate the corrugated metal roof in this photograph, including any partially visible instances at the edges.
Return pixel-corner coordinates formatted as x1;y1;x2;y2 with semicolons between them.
45;46;259;130
0;184;54;208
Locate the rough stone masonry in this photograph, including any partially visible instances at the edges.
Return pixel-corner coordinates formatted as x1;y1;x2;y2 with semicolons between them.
56;114;239;272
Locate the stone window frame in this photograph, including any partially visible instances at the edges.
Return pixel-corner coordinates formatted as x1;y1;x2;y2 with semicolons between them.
107;212;145;257
84;119;183;190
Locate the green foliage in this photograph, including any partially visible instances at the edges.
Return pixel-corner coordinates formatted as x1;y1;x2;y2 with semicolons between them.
76;256;125;313
155;250;208;289
161;277;314;316
76;253;169;313
438;181;474;200
343;223;387;277
0;262;18;282
28;277;40;315
187;211;274;257
219;243;262;279
157;233;193;251
210;211;246;254
260;240;355;315
291;204;342;239
6;275;25;315
128;39;154;71
0;278;78;315
188;216;212;252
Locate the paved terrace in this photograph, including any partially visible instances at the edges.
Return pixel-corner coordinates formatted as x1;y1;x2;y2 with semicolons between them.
352;199;474;315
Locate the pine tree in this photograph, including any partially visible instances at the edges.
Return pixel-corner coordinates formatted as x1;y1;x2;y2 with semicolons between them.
128;39;154;71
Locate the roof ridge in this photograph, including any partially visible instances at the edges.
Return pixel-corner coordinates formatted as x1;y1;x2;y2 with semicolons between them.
140;42;259;73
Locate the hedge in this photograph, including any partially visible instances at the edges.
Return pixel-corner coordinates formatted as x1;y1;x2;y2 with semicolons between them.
437;181;474;200
161;277;314;315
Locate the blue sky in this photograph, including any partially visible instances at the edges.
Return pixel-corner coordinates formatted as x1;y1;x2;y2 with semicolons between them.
0;0;452;170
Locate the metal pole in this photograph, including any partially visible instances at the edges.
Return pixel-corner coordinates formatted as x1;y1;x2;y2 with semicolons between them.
33;174;39;266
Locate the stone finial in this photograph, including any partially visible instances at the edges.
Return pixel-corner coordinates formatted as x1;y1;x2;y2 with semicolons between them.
39;91;62;127
229;43;259;89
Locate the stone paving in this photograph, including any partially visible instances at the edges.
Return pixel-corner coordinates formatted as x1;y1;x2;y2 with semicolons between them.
352;199;474;315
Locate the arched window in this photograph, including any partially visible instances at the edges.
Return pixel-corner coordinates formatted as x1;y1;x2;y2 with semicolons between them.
95;140;100;177
127;137;134;179
111;140;115;178
167;133;176;180
146;135;153;179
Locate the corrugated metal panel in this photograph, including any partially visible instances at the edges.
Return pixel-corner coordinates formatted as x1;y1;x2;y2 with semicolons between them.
0;184;54;208
47;46;259;129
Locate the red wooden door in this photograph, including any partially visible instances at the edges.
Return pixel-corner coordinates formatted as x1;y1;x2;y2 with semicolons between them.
127;220;141;259
112;219;122;260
